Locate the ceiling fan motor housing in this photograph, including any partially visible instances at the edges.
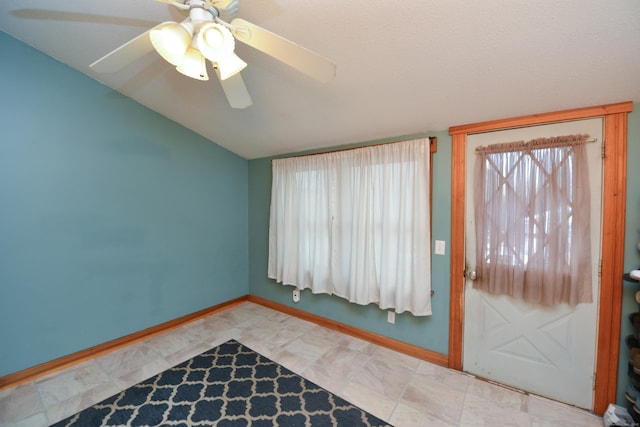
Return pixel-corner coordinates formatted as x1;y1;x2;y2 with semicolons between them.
211;0;240;22
182;0;240;23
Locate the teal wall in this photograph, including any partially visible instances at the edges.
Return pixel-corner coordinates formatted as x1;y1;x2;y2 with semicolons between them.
0;32;249;377
248;131;452;354
619;106;640;404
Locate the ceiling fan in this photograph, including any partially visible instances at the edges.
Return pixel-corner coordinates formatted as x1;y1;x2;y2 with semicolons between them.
90;0;336;109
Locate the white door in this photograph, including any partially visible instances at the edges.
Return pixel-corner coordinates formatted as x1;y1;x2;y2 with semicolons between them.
463;118;603;409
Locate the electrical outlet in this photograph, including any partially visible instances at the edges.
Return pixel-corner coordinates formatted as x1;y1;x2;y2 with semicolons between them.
292;288;300;303
435;240;446;255
387;311;395;324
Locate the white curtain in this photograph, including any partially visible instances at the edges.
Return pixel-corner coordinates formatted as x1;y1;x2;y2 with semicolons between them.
268;139;432;316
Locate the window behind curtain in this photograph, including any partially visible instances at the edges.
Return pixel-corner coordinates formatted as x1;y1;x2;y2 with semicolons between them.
268;138;432;316
473;134;593;306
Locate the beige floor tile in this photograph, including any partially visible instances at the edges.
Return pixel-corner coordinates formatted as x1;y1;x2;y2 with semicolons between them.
266;348;314;375
371;346;421;372
144;327;203;357
0;383;43;425
163;341;213;367
246;324;306;350
390;403;456;427
300;362;351;395
336;334;378;355
401;377;465;425
340;381;397;422
350;355;414;400
415;360;471;392
465;378;528;411
94;342;161;377
0;412;49;427
528;394;602;427
35;361;110;408
282;333;335;364
216;304;271;325
109;357;172;390
184;316;238;343
460;392;531;426
314;344;370;381
281;315;317;332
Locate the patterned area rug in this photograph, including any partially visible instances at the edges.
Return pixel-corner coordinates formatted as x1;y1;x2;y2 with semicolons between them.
51;339;392;426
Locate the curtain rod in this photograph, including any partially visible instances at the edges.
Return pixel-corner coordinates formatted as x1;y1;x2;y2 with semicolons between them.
277;136;437;160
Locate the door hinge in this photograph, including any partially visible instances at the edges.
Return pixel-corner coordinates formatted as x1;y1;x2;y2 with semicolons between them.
599;259;603;277
593;373;597;390
601;140;606;158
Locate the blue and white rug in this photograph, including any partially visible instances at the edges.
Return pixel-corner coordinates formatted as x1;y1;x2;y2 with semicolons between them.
50;339;391;426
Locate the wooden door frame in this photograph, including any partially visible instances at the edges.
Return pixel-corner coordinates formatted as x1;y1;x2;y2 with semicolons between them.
448;101;633;415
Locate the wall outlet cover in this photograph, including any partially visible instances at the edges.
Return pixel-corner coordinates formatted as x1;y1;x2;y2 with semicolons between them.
387;311;395;324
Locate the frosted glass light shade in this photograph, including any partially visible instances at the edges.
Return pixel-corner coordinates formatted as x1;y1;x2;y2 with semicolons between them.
176;47;209;80
197;23;232;58
150;22;192;66
197;23;246;80
214;53;247;80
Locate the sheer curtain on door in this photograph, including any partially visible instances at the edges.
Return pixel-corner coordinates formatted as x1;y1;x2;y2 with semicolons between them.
268;139;432;316
473;134;593;306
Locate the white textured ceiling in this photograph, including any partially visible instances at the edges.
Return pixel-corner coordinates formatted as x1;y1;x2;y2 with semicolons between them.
1;0;639;159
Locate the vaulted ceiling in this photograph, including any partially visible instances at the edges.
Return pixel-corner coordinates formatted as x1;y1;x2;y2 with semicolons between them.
1;1;639;159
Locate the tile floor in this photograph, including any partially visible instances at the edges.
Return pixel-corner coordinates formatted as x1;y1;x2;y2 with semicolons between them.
0;302;604;426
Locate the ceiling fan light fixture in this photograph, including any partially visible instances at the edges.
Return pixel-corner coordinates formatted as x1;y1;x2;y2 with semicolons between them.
197;23;246;80
89;0;337;109
150;22;193;66
176;46;209;81
213;54;247;81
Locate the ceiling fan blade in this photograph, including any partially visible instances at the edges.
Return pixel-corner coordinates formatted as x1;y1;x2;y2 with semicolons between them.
11;9;158;27
215;69;252;109
90;28;156;73
230;18;335;83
